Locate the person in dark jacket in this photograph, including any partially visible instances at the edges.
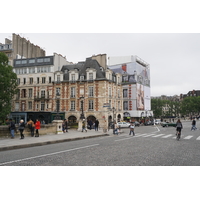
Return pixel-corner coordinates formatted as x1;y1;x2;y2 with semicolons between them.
191;118;197;131
176;119;183;137
8;118;15;139
18;119;25;139
95;119;99;131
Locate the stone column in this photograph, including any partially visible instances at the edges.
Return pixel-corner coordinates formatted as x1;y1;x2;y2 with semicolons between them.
52;120;63;134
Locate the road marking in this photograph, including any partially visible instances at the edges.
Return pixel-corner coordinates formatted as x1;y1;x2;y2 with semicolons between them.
183;135;193;139
142;134;156;137
196;136;200;140
152;134;165;137
162;134;173;138
0;144;99;166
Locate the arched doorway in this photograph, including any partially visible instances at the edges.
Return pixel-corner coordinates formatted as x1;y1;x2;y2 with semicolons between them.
108;115;113;129
68;115;78;129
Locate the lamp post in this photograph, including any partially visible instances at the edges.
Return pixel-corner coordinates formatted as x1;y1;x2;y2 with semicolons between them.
80;96;85;120
55;92;61;120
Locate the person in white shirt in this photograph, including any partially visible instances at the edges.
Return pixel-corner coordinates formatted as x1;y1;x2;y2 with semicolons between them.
129;123;135;136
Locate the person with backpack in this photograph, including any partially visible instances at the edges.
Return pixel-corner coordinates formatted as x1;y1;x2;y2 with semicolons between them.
27;119;35;137
18;119;25;139
8;118;15;139
176;119;183;138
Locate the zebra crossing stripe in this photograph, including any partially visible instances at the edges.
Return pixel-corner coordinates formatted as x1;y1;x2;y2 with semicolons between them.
152;134;165;137
162;134;173;138
142;134;156;137
196;136;200;140
184;135;193;139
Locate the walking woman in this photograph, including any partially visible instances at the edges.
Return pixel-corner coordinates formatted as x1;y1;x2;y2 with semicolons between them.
176;119;183;139
18;119;25;139
35;119;41;137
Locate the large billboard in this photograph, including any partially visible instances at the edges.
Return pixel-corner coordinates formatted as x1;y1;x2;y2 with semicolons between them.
109;58;151;112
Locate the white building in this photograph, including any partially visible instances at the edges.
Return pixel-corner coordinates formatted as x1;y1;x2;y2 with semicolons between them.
108;55;153;121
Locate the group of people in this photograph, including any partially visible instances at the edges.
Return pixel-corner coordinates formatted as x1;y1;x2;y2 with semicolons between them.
8;118;41;139
82;119;99;132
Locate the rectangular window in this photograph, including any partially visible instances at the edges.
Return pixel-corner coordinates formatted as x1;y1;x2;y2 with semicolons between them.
89;86;94;97
37;58;43;63
28;101;32;110
28;89;32;98
71;74;75;81
80;76;84;81
29;78;33;84
37;67;40;73
17;78;20;85
44;58;50;62
29;59;35;63
123;89;128;98
123;101;128;110
41;102;45;111
89;73;93;80
49;77;52;83
88;100;94;110
22;60;27;64
71;87;76;98
109;87;111;97
41;90;45;98
57;75;60;82
16;60;21;65
56;88;60;96
15;102;19;111
42;77;46;84
71;101;75;110
37;77;39;84
23;78;26;84
22;89;26;98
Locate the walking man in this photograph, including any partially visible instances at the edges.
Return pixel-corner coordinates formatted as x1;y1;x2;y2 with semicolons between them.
8;118;15;139
191;118;197;131
95;119;99;131
129;122;135;136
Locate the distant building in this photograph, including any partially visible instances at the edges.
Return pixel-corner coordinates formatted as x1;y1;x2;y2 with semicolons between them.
10;53;71;123
180;90;200;100
0;33;45;66
108;55;153;121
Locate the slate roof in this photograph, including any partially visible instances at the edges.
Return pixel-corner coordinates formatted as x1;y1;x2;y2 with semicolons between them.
61;58;107;81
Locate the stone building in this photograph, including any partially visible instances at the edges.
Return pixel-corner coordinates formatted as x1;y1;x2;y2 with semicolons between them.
0;33;45;66
54;54;123;128
11;53;71;123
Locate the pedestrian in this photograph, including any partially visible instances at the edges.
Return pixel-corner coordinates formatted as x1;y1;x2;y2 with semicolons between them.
176;119;183;137
62;119;66;133
35;119;41;137
82;119;87;132
113;122;119;135
65;119;68;132
8;118;15;139
88;119;93;130
191;118;197;131
95;119;99;131
129;122;135;136
18;119;25;139
27;119;35;137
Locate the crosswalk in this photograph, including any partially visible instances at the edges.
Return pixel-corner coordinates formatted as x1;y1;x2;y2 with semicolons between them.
119;133;200;141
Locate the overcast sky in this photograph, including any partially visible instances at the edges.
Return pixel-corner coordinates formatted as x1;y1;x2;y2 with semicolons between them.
1;1;200;97
1;33;200;97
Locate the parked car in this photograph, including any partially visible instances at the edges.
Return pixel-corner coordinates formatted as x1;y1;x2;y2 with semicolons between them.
134;121;140;127
161;122;176;127
155;119;161;125
144;121;154;126
117;122;130;128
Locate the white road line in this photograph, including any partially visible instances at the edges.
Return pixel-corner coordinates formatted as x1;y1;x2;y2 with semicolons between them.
152;134;165;137
196;136;200;140
162;134;173;138
0;144;99;166
183;135;193;139
142;134;156;137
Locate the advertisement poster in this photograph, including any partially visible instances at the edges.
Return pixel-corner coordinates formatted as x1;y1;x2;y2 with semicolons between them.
136;84;144;110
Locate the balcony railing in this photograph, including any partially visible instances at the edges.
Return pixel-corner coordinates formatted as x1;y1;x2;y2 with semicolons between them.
34;95;50;101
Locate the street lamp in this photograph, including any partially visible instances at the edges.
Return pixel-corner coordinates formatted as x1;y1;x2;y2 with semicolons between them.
80;96;85;120
55;92;61;120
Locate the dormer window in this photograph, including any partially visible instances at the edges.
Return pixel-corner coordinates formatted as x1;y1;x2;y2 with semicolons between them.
64;70;68;74
89;73;93;80
80;76;84;81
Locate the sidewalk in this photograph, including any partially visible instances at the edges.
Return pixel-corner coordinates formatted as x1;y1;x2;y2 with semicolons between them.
0;129;113;151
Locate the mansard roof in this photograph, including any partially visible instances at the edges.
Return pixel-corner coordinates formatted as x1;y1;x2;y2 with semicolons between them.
61;58;106;81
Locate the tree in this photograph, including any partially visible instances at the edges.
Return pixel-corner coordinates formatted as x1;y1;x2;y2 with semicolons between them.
151;99;164;118
0;52;18;122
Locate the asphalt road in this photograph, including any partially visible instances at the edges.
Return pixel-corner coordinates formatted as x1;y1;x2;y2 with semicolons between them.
1;121;200;166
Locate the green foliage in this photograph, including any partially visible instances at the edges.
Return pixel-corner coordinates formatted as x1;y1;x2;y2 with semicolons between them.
151;99;164;118
0;52;18;121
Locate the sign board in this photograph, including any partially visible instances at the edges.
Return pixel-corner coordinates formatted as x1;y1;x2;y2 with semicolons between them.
103;103;110;107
